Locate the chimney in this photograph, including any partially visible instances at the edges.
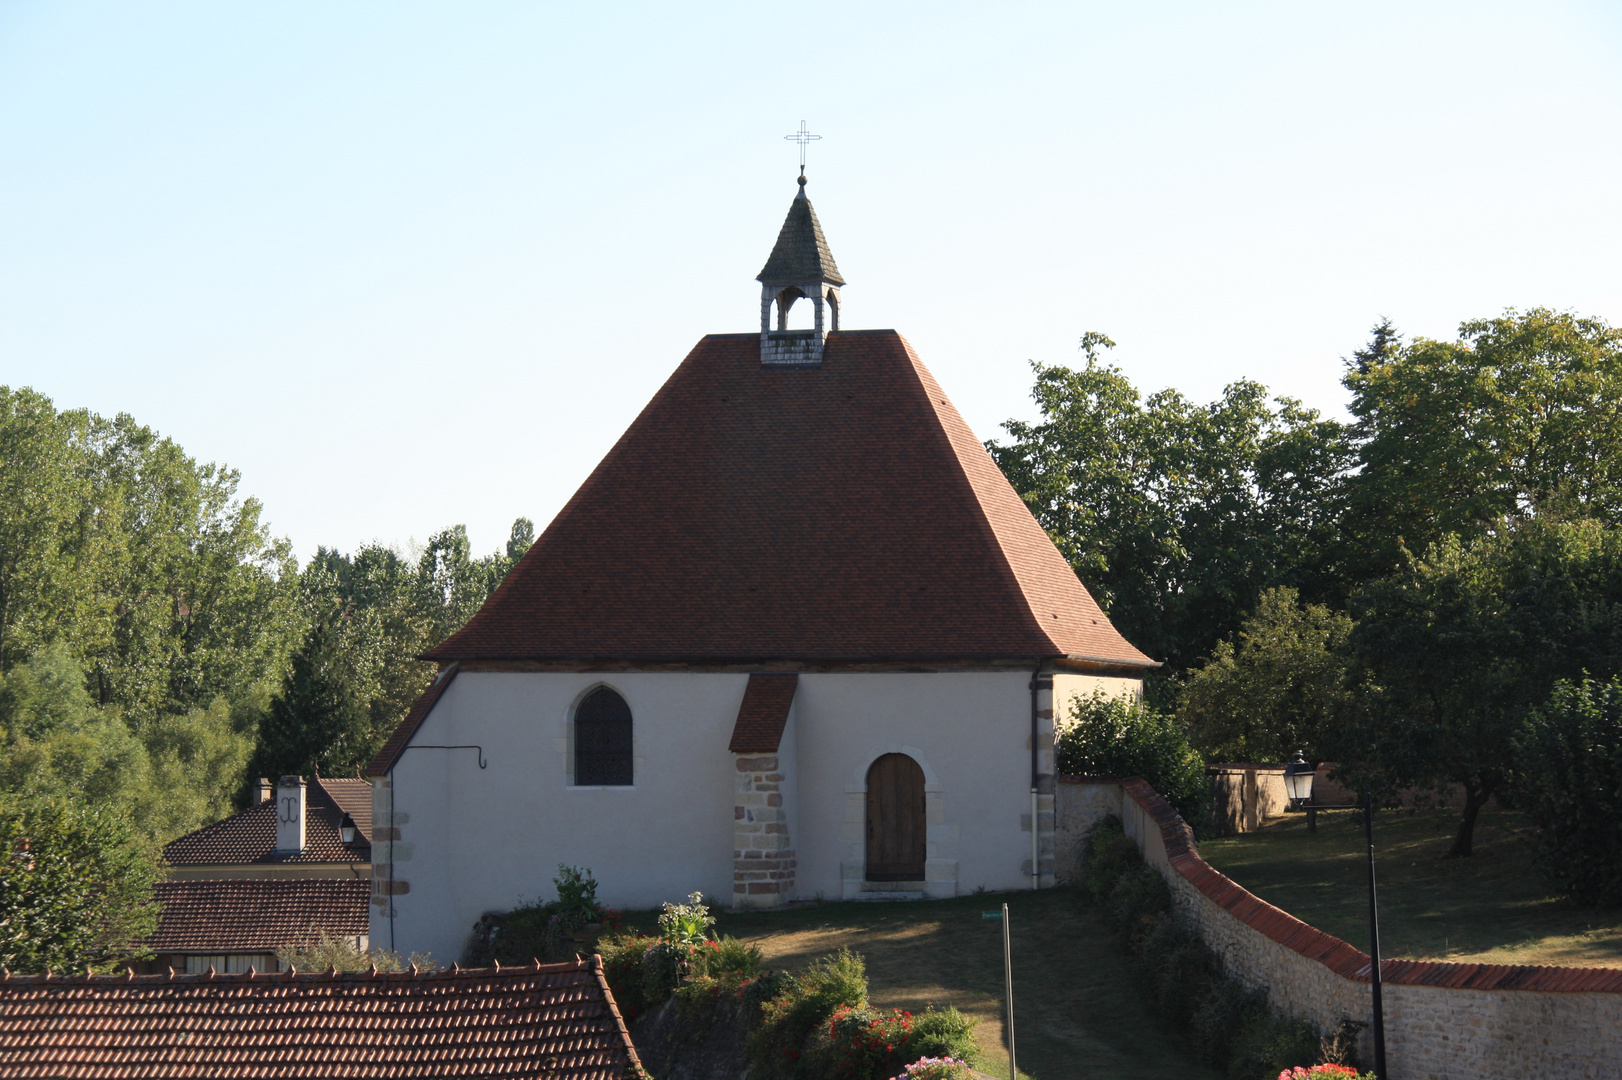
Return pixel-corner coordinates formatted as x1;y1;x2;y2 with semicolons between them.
255;777;274;804
275;775;306;854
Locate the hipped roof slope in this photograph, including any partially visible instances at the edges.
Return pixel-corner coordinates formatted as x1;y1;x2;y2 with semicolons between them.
430;330;1151;666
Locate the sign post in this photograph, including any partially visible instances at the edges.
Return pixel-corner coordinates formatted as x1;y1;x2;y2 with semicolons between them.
983;904;1016;1079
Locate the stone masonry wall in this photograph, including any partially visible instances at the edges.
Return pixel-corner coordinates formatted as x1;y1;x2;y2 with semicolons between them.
1056;777;1622;1080
733;754;794;908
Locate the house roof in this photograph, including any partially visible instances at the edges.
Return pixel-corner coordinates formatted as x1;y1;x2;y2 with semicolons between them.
423;330;1153;669
757;179;845;286
142;878;370;954
0;957;642;1080
162;776;371;867
729;673;798;754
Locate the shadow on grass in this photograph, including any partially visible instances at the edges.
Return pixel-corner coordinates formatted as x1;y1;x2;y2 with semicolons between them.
1200;809;1622;968
707;888;1222;1080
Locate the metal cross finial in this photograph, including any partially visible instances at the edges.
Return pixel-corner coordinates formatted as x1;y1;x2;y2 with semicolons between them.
784;121;821;176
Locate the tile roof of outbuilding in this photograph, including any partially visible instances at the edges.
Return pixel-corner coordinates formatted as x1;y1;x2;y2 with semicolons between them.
757;181;844;286
162;776;370;867
423;331;1153;669
0;957;643;1079
728;673;798;753
142;878;370;954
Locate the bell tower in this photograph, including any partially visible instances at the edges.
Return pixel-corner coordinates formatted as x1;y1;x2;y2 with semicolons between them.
757;173;845;366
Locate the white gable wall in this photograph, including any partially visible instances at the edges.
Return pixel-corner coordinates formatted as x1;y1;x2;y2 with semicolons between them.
375;667;1141;964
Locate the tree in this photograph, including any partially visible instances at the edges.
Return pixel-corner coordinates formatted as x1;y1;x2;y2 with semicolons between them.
1055;691;1207;827
1515;677;1622;907
1343;518;1622;857
989;335;1353;670
1342;309;1622;579
1179;587;1354;764
0;794;161;974
252;519;534;779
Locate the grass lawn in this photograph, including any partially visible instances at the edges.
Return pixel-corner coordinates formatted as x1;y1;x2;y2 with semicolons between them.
691;888;1222;1080
1200;808;1622;969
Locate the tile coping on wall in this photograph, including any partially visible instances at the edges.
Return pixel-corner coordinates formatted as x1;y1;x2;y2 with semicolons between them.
1059;774;1622;995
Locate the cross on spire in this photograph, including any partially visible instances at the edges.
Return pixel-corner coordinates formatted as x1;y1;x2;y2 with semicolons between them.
784;121;821;177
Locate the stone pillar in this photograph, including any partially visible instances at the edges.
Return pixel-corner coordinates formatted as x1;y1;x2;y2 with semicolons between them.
1022;673;1059;888
733;754;795;908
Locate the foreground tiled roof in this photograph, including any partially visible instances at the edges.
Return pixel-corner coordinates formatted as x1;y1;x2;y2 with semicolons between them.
424;331;1153;668
0;957;641;1079
757;180;844;286
142;878;370;953
729;673;798;753
163;777;370;867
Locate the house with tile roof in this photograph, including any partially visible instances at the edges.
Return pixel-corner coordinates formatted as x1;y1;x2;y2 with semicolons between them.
367;173;1156;963
0;956;642;1079
146;775;374;972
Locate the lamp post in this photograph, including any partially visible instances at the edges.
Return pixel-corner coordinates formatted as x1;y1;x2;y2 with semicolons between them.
1283;751;1387;1080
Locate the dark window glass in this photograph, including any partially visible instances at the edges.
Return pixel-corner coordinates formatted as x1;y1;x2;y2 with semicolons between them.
575;688;633;786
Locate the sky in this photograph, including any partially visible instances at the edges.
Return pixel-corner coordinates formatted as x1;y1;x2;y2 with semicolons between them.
3;1;1620;561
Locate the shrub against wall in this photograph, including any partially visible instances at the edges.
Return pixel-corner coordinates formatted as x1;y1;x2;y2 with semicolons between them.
1082;817;1361;1080
1058;693;1208;828
1516;677;1622;907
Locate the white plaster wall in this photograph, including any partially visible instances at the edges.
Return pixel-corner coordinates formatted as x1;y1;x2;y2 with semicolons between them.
379;671;746;964
380;668;1071;962
1050;671;1144;734
793;671;1034;899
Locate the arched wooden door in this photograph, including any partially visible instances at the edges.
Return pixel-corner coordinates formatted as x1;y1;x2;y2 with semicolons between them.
866;753;926;881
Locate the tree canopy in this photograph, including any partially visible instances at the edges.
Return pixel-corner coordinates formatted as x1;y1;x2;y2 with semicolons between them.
988;334;1352;671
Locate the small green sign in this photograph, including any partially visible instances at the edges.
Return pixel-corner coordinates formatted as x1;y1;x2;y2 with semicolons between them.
982;911;1002;920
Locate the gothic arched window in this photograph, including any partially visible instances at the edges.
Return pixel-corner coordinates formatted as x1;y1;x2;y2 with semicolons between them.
574;687;633;786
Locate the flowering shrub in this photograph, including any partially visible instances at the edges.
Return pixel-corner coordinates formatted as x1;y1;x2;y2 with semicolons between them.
813;1005;915;1079
597;933;660;1019
894;1058;973;1080
659;892;716;945
1278;1066;1374;1080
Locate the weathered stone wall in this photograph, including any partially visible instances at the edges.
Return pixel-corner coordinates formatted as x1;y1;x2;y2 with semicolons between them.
1089;777;1622;1080
733;752;795;907
1053;778;1123;883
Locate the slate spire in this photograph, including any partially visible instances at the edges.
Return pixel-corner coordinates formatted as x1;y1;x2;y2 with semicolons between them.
757;175;844;366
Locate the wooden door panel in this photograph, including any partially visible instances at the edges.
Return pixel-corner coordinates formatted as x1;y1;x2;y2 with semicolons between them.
865;753;926;881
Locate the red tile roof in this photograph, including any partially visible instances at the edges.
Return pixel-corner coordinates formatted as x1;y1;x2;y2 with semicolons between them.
163;777;370;867
1105;776;1622;993
319;777;374;842
426;331;1153;667
0;957;643;1079
142;878;370;954
728;673;798;753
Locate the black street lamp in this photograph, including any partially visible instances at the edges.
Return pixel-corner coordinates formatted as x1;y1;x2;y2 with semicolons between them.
1283;751;1387;1080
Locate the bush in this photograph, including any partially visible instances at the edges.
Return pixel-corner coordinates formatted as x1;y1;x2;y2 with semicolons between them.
460;865;618;967
906;1007;978;1064
275;930;434;973
749;947;869;1079
1057;692;1208;827
659;891;716;945
1085;817;1365;1079
805;1003;979;1080
894;1058;974;1080
553;864;602;930
1516;677;1622;906
1082;815;1143;903
0;794;161;973
599;933;660;1020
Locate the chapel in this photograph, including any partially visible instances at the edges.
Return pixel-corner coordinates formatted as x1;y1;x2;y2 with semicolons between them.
367;171;1155;962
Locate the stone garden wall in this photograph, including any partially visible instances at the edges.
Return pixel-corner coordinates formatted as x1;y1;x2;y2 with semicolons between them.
1056;777;1622;1080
